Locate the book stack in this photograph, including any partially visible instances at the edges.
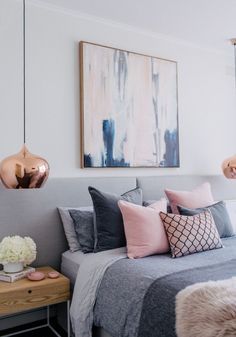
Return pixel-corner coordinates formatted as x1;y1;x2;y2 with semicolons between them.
0;266;35;283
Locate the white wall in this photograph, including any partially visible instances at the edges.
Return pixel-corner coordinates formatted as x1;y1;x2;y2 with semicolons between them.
0;0;235;178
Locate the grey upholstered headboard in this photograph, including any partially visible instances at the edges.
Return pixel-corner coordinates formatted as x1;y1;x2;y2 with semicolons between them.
0;175;235;270
0;177;136;269
137;175;236;200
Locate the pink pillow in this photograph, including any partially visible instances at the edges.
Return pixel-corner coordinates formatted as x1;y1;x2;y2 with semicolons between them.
118;199;169;259
165;182;214;214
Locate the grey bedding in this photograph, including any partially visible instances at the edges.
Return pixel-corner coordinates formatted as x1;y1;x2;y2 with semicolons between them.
70;248;127;337
138;259;236;337
93;236;236;337
61;250;85;285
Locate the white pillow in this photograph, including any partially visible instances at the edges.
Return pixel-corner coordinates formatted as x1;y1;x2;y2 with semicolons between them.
224;200;236;234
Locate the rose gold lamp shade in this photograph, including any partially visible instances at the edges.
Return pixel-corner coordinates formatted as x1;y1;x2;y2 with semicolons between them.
0;0;49;189
222;156;236;179
222;39;236;179
0;145;49;189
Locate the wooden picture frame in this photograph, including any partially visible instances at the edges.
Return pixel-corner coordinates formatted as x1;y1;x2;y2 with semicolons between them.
80;41;179;168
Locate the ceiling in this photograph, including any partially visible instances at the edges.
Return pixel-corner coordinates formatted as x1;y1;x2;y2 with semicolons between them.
36;0;236;52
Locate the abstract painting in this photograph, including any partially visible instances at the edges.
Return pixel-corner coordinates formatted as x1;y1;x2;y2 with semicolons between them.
80;41;179;168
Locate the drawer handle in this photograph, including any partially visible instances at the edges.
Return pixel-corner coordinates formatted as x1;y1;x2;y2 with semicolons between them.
28;290;32;294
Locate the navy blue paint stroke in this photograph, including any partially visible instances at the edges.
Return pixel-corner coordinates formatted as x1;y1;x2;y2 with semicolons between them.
84;119;130;167
161;129;179;167
103;119;115;166
84;126;179;167
84;154;92;167
102;119;130;167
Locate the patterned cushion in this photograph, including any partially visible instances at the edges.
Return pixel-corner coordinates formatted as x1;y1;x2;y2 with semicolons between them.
159;210;223;258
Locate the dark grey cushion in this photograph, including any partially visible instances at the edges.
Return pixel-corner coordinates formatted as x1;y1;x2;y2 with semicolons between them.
88;186;143;252
177;201;234;238
69;209;94;253
58;206;93;252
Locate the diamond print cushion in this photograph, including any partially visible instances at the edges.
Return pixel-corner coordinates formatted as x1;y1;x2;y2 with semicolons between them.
165;182;214;214
159;210;223;258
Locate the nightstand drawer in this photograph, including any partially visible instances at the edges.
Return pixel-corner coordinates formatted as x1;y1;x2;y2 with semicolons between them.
0;267;70;315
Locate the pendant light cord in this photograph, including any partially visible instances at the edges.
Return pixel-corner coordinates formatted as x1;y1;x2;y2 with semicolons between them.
23;0;26;144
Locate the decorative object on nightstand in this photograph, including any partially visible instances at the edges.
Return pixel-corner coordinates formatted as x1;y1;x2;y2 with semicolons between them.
27;271;45;281
0;266;35;283
0;266;70;337
222;38;236;179
0;235;36;273
0;0;49;189
27;270;61;281
48;271;60;279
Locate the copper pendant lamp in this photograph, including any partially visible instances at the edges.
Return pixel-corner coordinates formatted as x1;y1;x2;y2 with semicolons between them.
222;39;236;179
0;0;49;189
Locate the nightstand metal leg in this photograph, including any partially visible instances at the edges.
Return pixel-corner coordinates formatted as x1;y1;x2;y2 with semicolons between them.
47;301;71;337
47;305;61;337
1;324;48;337
49;325;61;337
1;301;70;337
67;300;71;337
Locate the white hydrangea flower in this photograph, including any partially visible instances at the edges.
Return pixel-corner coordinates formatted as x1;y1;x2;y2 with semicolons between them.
0;235;37;266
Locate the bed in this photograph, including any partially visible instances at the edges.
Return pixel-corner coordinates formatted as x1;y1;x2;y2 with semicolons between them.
60;176;236;337
62;237;236;337
1;175;236;334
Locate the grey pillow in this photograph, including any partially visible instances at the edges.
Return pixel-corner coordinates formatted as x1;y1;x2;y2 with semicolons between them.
69;209;94;253
177;201;234;238
143;200;172;213
224;200;236;234
58;206;93;252
89;186;143;252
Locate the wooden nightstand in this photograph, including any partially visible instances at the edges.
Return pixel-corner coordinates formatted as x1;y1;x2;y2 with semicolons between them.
0;266;70;337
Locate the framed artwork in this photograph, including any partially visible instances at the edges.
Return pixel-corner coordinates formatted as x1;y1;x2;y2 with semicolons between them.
80;41;179;168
